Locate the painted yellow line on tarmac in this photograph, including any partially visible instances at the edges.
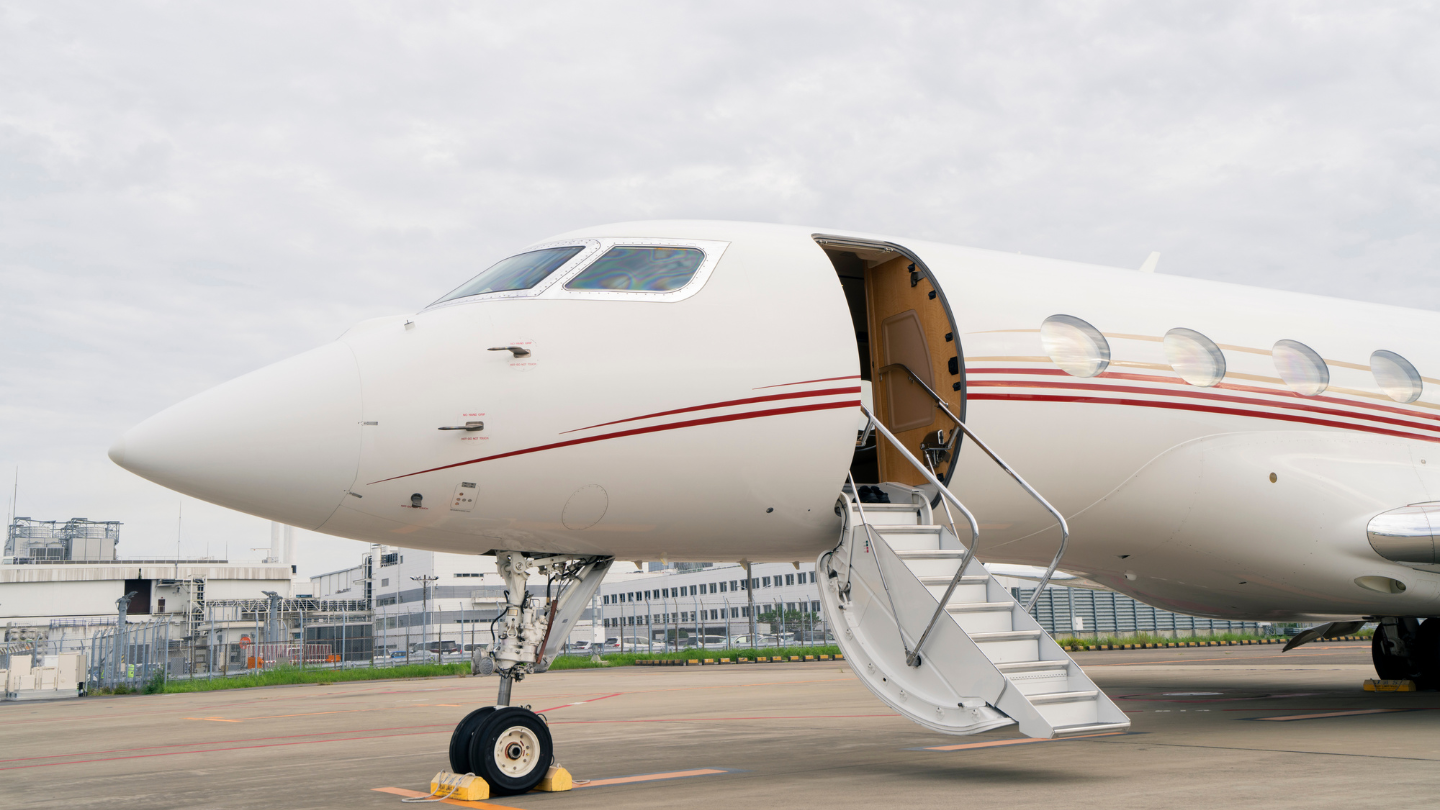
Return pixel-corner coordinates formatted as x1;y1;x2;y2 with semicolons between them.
372;786;513;809
576;768;731;787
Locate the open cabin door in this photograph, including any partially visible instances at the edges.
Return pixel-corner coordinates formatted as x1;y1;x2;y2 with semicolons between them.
814;235;966;489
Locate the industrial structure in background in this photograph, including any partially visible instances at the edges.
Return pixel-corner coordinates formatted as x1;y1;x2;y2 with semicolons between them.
1;516;303;695
5;517;121;563
3;514;1279;697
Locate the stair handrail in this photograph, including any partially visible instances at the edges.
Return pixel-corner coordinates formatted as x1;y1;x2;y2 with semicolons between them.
859;407;984;668
843;472;916;662
876;364;1070;613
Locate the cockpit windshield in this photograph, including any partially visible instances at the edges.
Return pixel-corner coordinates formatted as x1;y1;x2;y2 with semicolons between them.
565;247;705;292
433;246;584;304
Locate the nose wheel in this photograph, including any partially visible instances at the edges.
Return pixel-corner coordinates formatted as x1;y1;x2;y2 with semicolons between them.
449;704;554;795
448;706;497;774
462;707;553;795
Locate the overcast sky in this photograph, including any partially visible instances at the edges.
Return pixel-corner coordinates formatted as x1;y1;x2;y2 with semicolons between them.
4;2;1440;577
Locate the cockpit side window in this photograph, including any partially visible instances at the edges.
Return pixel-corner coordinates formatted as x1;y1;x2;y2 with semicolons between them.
565;246;705;292
433;246;584;304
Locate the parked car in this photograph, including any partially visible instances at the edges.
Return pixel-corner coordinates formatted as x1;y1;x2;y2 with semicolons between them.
599;637;623;653
680;635;728;650
728;634;780;648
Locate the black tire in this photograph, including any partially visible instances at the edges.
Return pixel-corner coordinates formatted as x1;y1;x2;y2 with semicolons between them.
1415;618;1440;689
1372;622;1416;681
469;707;554;795
448;706;497;775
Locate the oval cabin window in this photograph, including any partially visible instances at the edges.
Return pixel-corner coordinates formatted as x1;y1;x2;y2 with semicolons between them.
1163;328;1226;387
1040;315;1110;378
1371;350;1423;404
1272;339;1329;396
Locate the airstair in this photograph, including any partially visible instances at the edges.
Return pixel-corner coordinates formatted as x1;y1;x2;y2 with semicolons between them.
818;398;1129;739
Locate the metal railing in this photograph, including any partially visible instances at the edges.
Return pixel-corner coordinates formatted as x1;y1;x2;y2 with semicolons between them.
876;363;1070;612
856;408;982;667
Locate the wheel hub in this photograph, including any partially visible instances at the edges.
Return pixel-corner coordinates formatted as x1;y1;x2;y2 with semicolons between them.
493;726;541;777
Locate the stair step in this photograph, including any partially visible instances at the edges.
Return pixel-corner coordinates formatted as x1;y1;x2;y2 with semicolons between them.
1050;722;1130;737
996;659;1073;695
917;574;989;603
848;504;924;526
917;575;987;586
893;549;967;559
970;630;1041;642
873;525;946;550
946;602;1010;613
997;660;1070;674
946;601;1016;633
1029;690;1098;705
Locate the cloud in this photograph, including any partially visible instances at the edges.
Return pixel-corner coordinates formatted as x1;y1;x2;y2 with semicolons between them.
4;2;1440;572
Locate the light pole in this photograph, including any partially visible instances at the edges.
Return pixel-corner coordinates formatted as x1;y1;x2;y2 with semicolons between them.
261;590;283;645
743;561;756;649
412;575;438;661
115;590;138;686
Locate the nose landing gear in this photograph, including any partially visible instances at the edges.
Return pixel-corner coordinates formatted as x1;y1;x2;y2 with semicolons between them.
446;552;611;795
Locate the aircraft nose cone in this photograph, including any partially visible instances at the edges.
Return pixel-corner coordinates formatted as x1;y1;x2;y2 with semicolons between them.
111;342;363;529
107;435;125;467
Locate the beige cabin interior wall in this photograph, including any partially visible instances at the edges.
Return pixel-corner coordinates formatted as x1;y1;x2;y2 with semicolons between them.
864;255;964;486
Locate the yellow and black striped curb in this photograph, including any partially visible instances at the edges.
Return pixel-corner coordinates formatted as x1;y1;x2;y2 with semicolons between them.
1062;636;1368;651
634;654;845;666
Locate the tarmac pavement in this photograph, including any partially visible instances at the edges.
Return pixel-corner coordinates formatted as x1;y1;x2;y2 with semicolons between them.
2;640;1435;810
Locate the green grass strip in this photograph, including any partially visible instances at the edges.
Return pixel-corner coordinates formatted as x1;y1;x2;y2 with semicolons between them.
153;663;470;693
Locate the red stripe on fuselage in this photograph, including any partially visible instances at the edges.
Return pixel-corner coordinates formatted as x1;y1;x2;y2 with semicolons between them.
368;399;862;484
562;386;862;434
967;379;1440;435
753;375;861;390
967;392;1440;444
968;367;1440;424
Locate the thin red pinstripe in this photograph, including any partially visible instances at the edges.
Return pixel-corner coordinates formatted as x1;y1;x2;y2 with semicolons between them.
967;379;1440;436
562;386;862;434
753;375;861;390
967;392;1440;444
970;367;1440;423
369;398;861;483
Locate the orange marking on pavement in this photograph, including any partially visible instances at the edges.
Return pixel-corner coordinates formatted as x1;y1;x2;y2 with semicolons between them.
577;768;730;787
372;786;512;808
923;731;1125;751
1257;709;1409;722
184;717;242;723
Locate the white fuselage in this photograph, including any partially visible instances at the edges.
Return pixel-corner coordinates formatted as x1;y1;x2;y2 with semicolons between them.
110;220;1440;623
